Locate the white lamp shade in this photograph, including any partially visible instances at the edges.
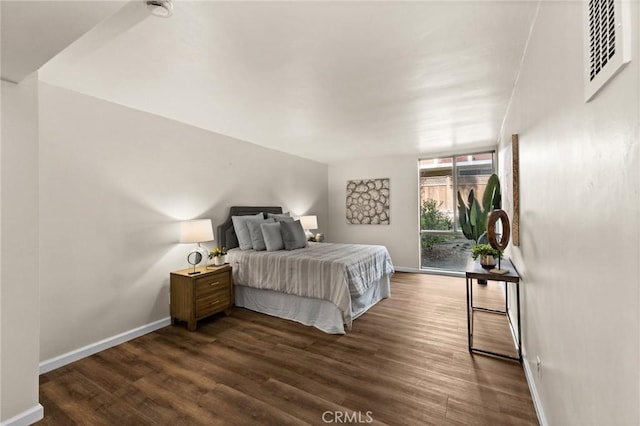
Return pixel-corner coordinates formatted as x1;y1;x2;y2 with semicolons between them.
299;215;318;230
180;219;214;243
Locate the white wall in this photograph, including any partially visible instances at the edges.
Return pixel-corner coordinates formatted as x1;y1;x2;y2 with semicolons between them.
1;75;42;422
498;3;639;425
328;156;419;269
327;150;496;270
38;82;328;362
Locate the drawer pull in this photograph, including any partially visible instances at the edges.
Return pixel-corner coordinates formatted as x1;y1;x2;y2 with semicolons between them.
209;300;220;305
209;282;220;287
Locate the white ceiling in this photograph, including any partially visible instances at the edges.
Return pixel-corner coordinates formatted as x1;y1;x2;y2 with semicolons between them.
1;1;127;83
9;1;539;164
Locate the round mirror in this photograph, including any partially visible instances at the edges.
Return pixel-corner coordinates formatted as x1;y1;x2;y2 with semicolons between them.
187;251;203;266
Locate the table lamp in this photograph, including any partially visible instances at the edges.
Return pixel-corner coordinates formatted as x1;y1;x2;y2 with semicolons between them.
180;219;214;275
299;215;318;240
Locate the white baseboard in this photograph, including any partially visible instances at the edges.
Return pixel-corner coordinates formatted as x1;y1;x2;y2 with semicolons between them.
1;404;44;426
521;346;548;426
394;266;464;278
394;266;422;273
39;317;171;375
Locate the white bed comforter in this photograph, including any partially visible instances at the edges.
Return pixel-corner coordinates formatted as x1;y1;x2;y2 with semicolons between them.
228;242;394;327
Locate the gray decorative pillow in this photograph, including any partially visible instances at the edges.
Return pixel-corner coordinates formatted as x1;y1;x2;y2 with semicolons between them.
247;218;275;251
280;220;308;250
267;211;289;218
261;222;284;251
232;213;264;250
268;212;294;223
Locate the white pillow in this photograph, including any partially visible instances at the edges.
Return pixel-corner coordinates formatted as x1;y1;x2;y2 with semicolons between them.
231;213;264;250
261;222;284;251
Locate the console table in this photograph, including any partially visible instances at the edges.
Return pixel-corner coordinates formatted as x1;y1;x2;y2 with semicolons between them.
466;258;521;362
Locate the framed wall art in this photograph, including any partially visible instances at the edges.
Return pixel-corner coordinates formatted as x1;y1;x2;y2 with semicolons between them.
346;178;390;224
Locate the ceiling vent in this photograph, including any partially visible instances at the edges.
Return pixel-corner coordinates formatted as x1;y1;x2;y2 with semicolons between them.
583;0;631;102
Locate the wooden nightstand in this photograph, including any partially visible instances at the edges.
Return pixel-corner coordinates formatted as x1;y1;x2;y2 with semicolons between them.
170;264;233;331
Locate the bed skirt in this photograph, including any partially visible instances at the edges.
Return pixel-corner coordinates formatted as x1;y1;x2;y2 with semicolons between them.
234;273;391;334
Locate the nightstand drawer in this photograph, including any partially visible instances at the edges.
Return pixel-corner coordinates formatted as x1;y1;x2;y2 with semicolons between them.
196;294;230;317
195;285;229;303
195;273;230;297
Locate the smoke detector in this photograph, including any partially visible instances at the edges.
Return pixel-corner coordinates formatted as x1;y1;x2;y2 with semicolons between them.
146;0;173;18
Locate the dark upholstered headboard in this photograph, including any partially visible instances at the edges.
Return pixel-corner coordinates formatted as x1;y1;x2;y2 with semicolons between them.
217;206;283;249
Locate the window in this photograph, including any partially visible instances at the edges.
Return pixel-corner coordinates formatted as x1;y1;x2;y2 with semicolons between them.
419;152;495;272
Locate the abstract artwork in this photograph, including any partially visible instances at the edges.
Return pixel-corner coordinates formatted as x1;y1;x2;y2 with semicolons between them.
346;178;390;224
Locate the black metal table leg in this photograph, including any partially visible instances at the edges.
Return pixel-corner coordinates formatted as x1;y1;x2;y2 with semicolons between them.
465;259;522;363
466;277;472;352
516;281;522;362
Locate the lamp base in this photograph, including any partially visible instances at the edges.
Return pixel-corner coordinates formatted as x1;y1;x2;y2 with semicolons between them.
304;229;314;241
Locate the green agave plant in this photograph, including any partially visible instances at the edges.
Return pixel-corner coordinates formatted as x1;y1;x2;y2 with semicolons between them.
457;174;501;244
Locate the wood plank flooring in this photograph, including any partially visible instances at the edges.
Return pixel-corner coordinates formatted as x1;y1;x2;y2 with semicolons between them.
37;273;538;425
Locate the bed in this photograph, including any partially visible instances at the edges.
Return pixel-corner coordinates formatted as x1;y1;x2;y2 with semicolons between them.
217;206;394;334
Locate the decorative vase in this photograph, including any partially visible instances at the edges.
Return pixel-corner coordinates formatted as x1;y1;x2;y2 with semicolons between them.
212;256;224;266
479;254;497;269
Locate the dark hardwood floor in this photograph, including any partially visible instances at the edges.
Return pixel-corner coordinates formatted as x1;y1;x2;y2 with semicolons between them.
37;272;538;425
